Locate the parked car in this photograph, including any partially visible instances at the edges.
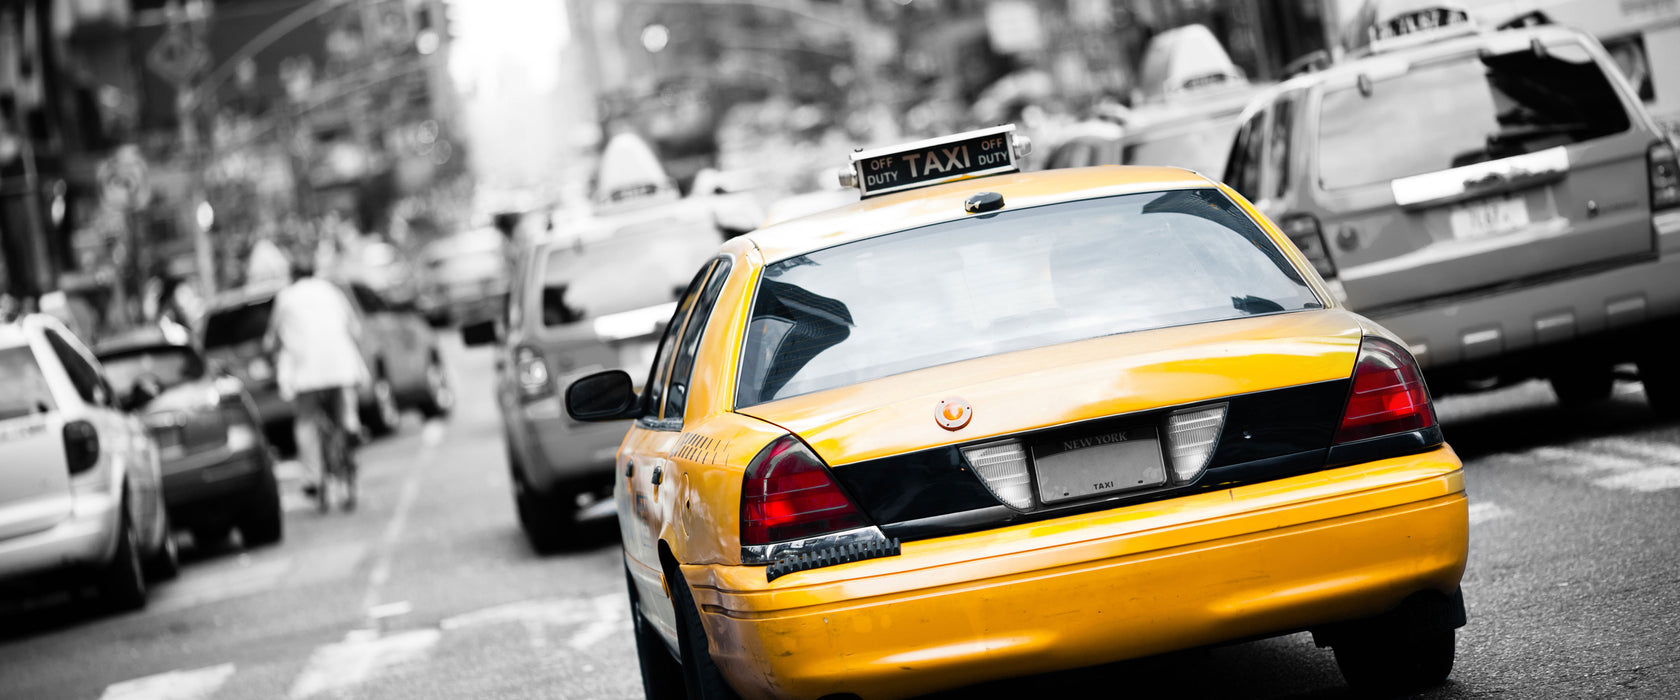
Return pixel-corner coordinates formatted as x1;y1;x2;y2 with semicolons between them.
199;279;454;451
0;315;176;611
420;227;510;336
567;126;1469;698
495;213;723;551
96;329;282;548
1225;7;1680;411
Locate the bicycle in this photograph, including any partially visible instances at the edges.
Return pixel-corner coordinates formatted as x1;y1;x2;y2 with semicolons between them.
300;387;358;513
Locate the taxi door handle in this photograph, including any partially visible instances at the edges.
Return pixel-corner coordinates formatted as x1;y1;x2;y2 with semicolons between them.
624;461;635;479
650;465;664;486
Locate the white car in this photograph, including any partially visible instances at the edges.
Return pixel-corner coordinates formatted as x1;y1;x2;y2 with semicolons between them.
0;314;177;611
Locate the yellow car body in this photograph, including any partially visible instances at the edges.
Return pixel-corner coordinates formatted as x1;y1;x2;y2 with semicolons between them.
593;164;1468;699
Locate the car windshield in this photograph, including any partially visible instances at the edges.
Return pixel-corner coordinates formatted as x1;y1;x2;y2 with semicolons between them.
1123;119;1241;179
736;188;1321;406
99;347;201;395
1317;40;1630;190
540;221;720;326
0;346;55;421
203;299;274;349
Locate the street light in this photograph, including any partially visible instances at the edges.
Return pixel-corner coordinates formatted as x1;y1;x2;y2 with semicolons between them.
641;24;670;53
195;201;215;232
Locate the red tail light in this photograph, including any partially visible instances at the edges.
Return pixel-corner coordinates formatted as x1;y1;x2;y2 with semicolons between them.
1335;337;1435;443
63;420;100;474
1281;213;1338;279
1650;141;1680;211
741;436;868;546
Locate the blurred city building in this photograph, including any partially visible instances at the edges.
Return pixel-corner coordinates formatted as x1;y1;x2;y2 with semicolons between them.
1;0;467;342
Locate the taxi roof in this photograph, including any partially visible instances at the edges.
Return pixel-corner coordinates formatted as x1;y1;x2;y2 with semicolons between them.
740;165;1214;263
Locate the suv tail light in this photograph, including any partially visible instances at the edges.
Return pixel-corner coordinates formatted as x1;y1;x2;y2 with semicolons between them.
63;420;100;474
514;345;553;401
1651;141;1680;211
1335;337;1435;443
741;436;868;546
1280;214;1338;279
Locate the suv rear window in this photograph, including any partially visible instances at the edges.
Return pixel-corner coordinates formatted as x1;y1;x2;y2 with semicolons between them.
736;189;1321;406
203;300;274;349
1318;41;1631;190
0;346;55;421
540;221;720;326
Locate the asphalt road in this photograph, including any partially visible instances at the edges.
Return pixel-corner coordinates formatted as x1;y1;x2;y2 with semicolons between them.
2;343;1677;700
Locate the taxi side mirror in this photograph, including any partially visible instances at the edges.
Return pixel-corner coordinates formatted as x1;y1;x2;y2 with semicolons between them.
565;370;640;422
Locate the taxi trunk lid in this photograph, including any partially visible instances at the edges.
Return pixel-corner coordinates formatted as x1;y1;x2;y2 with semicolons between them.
738;310;1367;536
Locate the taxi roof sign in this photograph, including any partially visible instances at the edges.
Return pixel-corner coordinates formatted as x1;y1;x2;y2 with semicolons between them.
841;125;1030;198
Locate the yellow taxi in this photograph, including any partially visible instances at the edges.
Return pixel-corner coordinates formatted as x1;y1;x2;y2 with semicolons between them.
564;126;1469;699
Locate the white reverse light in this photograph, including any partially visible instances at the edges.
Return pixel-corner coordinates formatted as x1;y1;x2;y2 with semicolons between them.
962;440;1033;510
1165;404;1227;483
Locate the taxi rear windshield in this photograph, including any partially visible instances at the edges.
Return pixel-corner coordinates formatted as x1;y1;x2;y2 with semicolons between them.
736;189;1321;406
1317;40;1630;190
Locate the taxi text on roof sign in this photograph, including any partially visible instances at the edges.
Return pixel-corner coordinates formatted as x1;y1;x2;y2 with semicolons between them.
841;125;1030;198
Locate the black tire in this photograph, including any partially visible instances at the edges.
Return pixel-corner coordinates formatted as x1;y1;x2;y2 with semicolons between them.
193;524;232;548
143;512;180;582
1641;355;1680;419
241;469;285;547
419;354;454;419
98;510;148;611
510;448;572;552
362;374;401;437
626;564;685;699
1333;628;1456;694
669;560;742;700
1549;365;1614;405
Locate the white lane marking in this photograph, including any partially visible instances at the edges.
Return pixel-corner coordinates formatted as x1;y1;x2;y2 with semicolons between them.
361;466;423;614
1593;466;1680;493
567;595;625;651
420;420;448;446
1591;437;1680;465
440;595;621;632
367;600;412;619
287;629;440;699
100;663;236;700
1532;447;1651;476
1467;502;1511;525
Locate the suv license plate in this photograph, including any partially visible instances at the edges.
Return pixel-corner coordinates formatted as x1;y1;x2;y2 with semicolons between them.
1032;427;1167;504
1449;195;1528;240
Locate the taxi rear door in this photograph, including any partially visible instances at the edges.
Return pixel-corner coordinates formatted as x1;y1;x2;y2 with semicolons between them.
618;262;715;637
0;341;73;541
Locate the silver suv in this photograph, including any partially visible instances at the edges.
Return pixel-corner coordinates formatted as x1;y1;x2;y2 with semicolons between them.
0;315;176;611
1226;17;1680;412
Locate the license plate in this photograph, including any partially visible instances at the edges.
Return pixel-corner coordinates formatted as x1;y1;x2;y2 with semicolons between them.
1448;195;1529;240
1032;427;1167;504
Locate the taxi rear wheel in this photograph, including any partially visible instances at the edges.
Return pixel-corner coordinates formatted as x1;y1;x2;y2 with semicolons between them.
668;562;741;700
1332;628;1456;694
625;564;684;699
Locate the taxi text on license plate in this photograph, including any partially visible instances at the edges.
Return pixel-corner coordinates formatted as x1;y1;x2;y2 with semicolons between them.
1449;195;1528;240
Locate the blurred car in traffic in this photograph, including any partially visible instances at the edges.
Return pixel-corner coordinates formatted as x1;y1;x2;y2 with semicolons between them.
495;213;723;551
1226;7;1680;413
565;126;1469;699
1045;24;1265;179
199;280;454;451
95;329;281;549
1;315;176;611
346;241;422;309
419;227;510;338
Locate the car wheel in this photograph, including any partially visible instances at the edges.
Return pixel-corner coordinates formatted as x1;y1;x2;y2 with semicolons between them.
419;355;454;419
625;563;685;699
1333;627;1456;694
362;375;401;437
510;448;572;552
98;509;148;611
143;512;180;582
1549;365;1613;405
193;524;232;549
1640;355;1680;419
241;469;285;547
669;559;741;700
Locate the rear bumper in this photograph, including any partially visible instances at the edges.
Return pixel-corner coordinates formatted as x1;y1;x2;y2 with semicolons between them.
506;398;628;491
0;494;120;583
162;448;271;523
684;447;1469;700
1373;213;1680;374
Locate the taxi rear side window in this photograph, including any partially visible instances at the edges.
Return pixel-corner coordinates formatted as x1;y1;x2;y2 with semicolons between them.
736;189;1321;406
1317;40;1631;190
